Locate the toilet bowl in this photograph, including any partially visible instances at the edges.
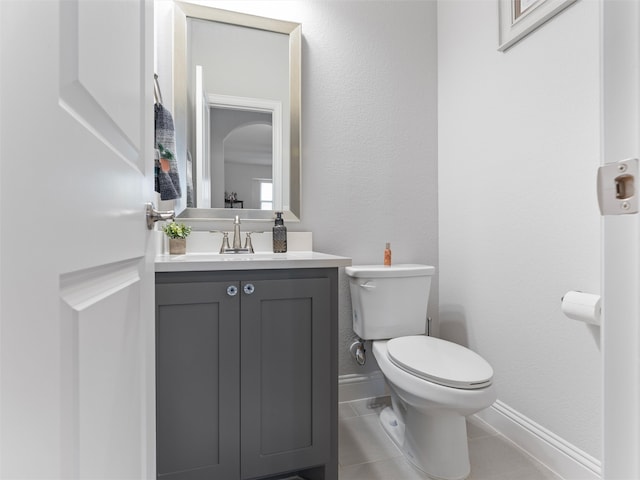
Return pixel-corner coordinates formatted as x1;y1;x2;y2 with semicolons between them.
345;265;496;480
372;337;496;480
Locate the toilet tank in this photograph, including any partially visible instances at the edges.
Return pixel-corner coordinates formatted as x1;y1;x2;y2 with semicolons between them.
345;264;435;340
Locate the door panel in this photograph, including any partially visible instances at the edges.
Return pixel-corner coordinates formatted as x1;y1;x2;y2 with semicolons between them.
0;1;155;478
156;281;240;480
60;0;143;167
240;278;331;479
259;296;313;455
60;260;144;478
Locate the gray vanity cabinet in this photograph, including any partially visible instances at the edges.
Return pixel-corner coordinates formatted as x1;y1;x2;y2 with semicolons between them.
155;268;338;480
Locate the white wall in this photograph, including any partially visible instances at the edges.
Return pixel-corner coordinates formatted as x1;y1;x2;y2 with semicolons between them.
294;0;438;377
438;0;602;461
156;0;439;378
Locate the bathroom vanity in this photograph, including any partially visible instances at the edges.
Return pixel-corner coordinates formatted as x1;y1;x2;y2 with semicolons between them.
155;252;350;480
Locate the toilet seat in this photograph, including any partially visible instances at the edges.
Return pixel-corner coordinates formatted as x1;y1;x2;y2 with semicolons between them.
386;336;493;390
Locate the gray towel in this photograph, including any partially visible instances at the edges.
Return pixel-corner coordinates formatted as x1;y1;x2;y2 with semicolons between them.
155;148;178;200
154;103;181;200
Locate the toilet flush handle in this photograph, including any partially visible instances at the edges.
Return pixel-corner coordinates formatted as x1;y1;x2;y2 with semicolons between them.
359;282;375;290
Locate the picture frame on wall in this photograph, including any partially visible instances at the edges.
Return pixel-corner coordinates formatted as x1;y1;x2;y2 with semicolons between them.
498;0;578;51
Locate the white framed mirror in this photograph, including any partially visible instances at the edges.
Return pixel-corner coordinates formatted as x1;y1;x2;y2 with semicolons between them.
173;1;301;222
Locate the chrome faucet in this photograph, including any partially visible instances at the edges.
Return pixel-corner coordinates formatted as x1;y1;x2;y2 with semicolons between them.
232;215;242;249
218;216;254;254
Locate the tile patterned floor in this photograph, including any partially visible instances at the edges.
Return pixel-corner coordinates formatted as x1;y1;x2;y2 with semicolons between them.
339;397;563;480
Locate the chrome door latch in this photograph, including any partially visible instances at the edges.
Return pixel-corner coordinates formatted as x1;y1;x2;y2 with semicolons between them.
597;158;638;215
145;202;175;229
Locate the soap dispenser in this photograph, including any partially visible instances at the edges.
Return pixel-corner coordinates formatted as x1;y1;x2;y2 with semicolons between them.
272;211;287;253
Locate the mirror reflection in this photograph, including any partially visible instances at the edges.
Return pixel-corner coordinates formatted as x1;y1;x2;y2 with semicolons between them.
174;2;301;221
214;107;273;210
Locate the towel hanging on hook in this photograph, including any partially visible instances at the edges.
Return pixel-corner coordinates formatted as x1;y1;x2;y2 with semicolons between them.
153;73;181;200
153;73;163;105
154;99;181;200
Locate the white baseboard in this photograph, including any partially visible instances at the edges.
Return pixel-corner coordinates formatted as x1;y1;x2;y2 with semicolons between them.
338;372;388;402
476;400;601;480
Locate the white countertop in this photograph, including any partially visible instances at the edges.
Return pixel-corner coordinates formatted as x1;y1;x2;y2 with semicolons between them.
155;251;352;272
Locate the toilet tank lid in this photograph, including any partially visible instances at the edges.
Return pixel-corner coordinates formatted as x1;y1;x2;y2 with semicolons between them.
345;264;435;278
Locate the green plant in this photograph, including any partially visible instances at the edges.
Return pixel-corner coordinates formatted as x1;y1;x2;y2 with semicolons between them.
163;221;192;239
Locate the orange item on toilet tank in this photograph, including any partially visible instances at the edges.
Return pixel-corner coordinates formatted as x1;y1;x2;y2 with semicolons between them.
384;242;392;266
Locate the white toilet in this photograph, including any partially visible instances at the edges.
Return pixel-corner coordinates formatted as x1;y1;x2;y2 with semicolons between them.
345;264;497;480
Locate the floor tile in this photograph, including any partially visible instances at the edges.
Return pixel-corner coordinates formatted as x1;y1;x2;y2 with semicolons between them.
339;456;427;480
466;415;498;440
349;396;392;417
339;412;402;467
339;402;358;420
468;435;561;479
468;463;562;480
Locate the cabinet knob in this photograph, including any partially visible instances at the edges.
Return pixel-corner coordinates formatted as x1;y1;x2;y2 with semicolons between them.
243;283;255;295
227;285;238;296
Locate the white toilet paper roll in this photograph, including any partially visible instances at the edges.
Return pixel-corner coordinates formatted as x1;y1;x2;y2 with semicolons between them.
561;291;601;325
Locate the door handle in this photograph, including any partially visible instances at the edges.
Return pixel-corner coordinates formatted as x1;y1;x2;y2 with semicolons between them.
146;202;175;229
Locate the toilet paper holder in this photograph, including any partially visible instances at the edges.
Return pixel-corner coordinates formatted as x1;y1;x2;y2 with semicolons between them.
561;291;601;326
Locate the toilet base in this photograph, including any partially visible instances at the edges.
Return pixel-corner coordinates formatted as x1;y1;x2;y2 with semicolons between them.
379;406;405;447
378;406;470;480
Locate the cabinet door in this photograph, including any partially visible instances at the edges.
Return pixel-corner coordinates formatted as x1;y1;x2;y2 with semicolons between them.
156;281;240;480
240;277;331;479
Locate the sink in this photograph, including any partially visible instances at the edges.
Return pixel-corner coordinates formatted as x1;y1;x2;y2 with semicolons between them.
168;252;306;261
155;251;352;272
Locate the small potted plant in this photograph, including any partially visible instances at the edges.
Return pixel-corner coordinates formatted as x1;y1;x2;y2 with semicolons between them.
163;221;192;254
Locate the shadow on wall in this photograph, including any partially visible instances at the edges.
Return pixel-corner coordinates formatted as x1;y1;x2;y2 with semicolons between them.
438;304;469;347
587;324;601;351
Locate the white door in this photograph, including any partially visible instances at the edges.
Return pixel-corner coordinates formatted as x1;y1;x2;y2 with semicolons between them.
601;0;640;478
0;1;156;478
